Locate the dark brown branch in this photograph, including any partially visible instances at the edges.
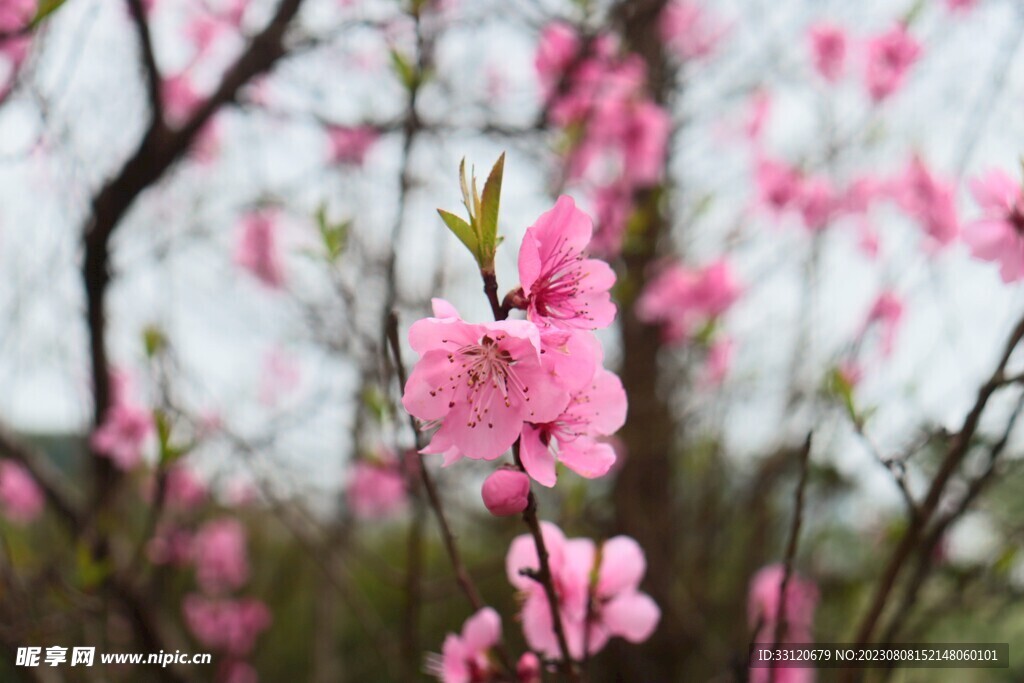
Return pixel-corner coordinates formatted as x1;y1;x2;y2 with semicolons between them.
768;433;812;683
385;313;486;612
83;0;307;510
845;313;1024;670
124;0;164;124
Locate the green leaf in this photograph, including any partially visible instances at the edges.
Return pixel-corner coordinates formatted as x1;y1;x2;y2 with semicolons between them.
478;153;505;267
438;209;479;260
389;49;418;91
142;325;167;358
316;205;349;261
362;385;391;424
75;543;111;591
32;0;68;26
825;366;857;423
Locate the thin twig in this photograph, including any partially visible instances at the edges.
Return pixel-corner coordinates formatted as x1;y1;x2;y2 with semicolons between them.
767;433;812;683
844;312;1024;678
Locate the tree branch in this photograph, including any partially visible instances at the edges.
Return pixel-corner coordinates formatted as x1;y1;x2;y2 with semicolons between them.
845;312;1024;669
83;0;308;510
124;0;163;124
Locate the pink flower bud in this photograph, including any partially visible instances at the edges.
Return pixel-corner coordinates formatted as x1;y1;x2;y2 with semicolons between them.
481;469;530;516
517;652;542;683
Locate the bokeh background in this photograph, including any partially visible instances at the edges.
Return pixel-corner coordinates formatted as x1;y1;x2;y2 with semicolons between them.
2;0;1024;680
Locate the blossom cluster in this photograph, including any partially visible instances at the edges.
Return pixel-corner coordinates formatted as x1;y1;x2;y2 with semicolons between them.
535;23;670;258
0;0;35;104
402;196;625;498
428;522;660;682
806;22;922;103
747;564;819;683
0;459;44;525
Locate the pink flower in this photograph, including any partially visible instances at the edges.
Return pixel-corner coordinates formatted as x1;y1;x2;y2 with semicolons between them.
797;176;837;231
519;334;626;486
748;564;818;683
481;468;530;516
658;1;727;61
755;158;803;217
326;125;379;165
516;653;541;683
892;156;959;248
258;346;301;405
185;14;224;55
162;73;204;125
347;457;408;519
147;524;194;566
619;101;671;187
863;24;921;102
947;0;980;13
518;196;617;330
193;518;249;594
427;607;502;683
235;210;286;289
808;23;847;83
144;463;208;510
402;300;570;462
963;169;1024;282
742;89;772;143
0;0;34;33
183;595;271;656
637;260;741;343
590;182;633;259
91;400;154;471
748;564;818;640
220;660;258;683
701;336;734;386
863;291;904;357
535;23;580;98
0;460;44;524
507;523;660;660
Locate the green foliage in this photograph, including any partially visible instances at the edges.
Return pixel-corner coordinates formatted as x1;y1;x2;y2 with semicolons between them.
438;153;506;274
316;205;350;262
31;0;68;27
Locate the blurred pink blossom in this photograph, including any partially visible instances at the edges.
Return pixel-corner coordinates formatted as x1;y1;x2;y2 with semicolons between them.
892;156;959;248
863;24;921;102
163;72;204;125
347;456;408;519
963;168;1024;282
797;176;837;231
426;607;502;683
258;346;301;405
147;524;194;566
863;291;904;357
637;259;741;343
0;0;34;32
0;460;44;524
326;125;379;166
183;595;271;656
658;0;728;61
807;23;847;83
507;523;660;660
701;336;735;386
91;377;154;471
748;564;818;683
947;0;980;12
193;518;249;594
516;653;541;683
755;158;804;217
235;210;286;289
